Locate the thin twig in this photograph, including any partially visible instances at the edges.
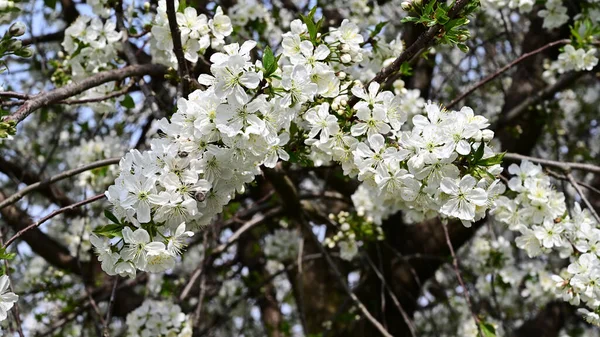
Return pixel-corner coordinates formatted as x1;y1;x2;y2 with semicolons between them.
546;169;600;196
441;221;482;337
566;172;600;224
504;152;600;175
301;219;393;337
0;157;119;210
179;207;283;301
363;253;417;337
193;231;210;327
165;0;191;97
2;193;105;248
103;277;119;337
447;39;570;109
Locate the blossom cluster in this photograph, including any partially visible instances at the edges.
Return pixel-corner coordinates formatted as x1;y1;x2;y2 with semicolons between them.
347;101;503;226
61;15;122;79
264;229;300;262
102;9;505;277
555;45;599;73
150;0;232;68
90;222;193;278
125;299;192;337
324;211;384;261
538;0;569;30
492;160;600;324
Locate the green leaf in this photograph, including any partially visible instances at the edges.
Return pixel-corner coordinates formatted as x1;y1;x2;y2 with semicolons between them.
372;21;388;37
177;0;187;12
121;95;135;109
0;247;16;261
478;152;505;167
399;62;413;76
262;46;277;77
479;321;497;337
44;0;57;9
300;7;319;42
94;224;125;238
473;142;485;163
435;7;450;25
104;209;121;225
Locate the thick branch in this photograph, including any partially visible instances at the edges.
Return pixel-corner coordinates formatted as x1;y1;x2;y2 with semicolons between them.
2;64;167;125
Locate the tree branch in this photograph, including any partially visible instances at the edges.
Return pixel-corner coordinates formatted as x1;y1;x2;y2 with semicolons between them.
504;153;600;175
0;157;120;211
165;0;191;98
447;38;570;109
2;193;105;249
347;0;471;106
2;64;167;125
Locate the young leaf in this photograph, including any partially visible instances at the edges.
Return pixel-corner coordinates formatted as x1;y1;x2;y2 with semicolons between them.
94;224;125;238
121;95;135;109
104;209;121;225
479;321;497;337
473;142;485;163
262;46;277;77
478;152;506;167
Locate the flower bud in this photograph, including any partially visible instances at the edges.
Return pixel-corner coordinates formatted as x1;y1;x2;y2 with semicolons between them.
15;47;33;58
144;2;150;11
8;40;22;50
340;54;352;63
401;1;412;11
337;71;346;79
8;22;26;37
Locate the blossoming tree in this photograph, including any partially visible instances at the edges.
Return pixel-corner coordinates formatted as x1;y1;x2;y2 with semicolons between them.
0;0;599;336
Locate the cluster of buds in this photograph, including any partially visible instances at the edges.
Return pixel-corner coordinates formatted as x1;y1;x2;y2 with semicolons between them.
1;21;32;63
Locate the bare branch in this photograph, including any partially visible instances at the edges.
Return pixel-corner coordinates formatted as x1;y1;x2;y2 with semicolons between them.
363;253;417;337
566;172;600;224
2;193;105;249
103;276;120;337
2;64;167;125
0;157;120;210
447;39;570;109
441;221;482;337
166;0;191;97
504;153;600;175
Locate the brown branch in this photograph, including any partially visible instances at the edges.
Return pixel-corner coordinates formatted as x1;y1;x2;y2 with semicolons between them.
0;157;120;210
363;253;416;337
0;190;88;274
447;39;570;109
22;31;65;46
441;221;482;337
566;172;600;224
2;193;105;249
504;153;600;175
165;0;191;98
2;64;167;125
347;0;471;107
499;70;584;126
